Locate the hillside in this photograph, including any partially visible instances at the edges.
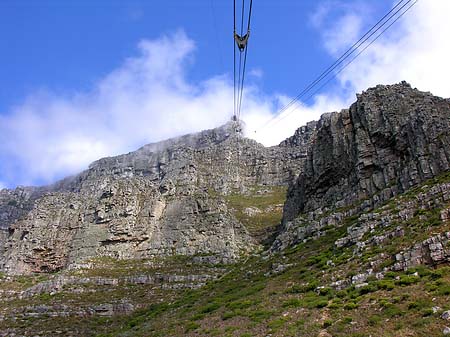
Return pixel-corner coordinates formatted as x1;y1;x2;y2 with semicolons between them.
0;82;450;336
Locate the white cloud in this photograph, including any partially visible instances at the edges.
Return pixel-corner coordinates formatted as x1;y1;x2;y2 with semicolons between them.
1;0;450;187
252;0;450;146
0;30;341;187
313;0;450;99
248;68;264;79
244;90;346;146
0;31;237;186
310;1;372;55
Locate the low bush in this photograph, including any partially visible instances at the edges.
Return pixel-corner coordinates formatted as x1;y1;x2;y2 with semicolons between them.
185;321;200;332
377;279;395;290
268;317;288;330
322;319;333;328
199;301;221;314
368;314;382;326
282;298;302;308
344;302;358;310
382;304;403;318
435;282;450;296
395;275;420;286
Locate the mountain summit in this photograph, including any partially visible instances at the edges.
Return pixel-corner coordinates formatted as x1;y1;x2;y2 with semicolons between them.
1;82;450;336
0;116;304;274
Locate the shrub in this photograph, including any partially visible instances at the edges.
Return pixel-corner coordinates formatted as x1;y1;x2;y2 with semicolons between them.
430;270;444;280
384;271;397;279
377;279;395;290
305;281;319;292
268;318;287;330
222;311;239;320
328;302;341;309
358;283;378;295
344;302;358;310
421;308;434;317
185;322;200;332
282;298;302;308
227;299;254;310
368;314;382;326
199;302;221;314
313;299;329;308
328;298;343;309
383;304;403;318
246;309;273;322
435;282;450;296
412;266;432;277
407;301;421;310
322;319;333;328
190;313;205;321
285;284;304;294
336;290;347;298
395;275;420;286
318;287;333;296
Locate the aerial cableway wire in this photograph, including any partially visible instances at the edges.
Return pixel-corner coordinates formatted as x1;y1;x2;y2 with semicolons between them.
267;0;419;127
237;0;252;120
255;0;417;132
273;0;411;117
233;0;237;120
233;0;253;120
236;0;245;120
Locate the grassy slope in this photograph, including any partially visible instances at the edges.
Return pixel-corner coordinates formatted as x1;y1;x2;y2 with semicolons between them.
224;185;287;246
102;172;450;337
0;256;229;336
1;173;450;336
0;186;288;337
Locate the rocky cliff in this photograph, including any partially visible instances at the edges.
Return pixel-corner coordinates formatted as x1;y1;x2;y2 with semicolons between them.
0;186;44;230
1;82;450;337
274;82;450;249
0;121;305;275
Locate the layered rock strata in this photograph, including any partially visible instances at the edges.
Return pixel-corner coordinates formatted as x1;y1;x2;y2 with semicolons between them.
0;121;306;274
275;82;450;250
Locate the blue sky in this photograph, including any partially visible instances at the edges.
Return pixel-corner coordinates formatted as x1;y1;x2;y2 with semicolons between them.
0;0;449;188
0;0;397;110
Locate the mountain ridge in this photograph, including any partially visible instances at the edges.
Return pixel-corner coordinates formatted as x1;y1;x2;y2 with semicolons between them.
1;82;450;336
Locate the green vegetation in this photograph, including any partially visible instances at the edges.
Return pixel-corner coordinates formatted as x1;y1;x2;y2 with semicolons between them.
2;171;450;336
225;185;287;245
93;233;450;336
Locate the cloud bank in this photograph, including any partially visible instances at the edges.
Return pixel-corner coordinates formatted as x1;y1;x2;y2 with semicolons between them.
0;31;241;186
312;0;450;98
1;0;449;188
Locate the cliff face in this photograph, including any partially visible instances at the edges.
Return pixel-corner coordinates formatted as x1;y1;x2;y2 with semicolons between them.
1;82;449;275
274;82;450;250
0;121;304;274
1;83;450;336
0;187;44;230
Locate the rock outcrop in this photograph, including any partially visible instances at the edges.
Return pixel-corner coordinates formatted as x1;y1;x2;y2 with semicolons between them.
0;187;43;230
0;230;6;263
0;121;304;274
275;82;450;250
1;82;449;275
1;82;450;337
